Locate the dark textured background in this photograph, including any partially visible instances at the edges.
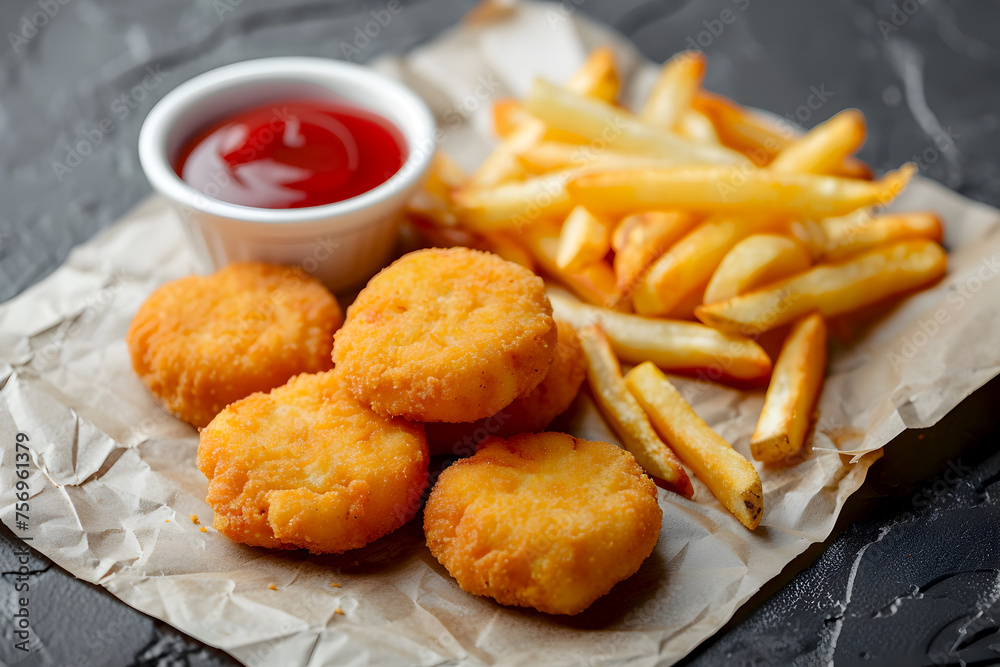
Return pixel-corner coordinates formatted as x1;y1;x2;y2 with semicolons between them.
1;1;999;665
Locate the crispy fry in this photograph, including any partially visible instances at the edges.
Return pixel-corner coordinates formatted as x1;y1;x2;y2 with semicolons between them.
549;289;772;384
695;239;947;335
406;151;468;227
470;120;545;187
692;91;790;165
475;49;622;187
482;231;536;271
632;215;784;316
677;110;721;144
557;206;612;272
454;168;580;231
693;92;873;178
703;234;812;304
567;163;915;219
492;97;531;138
612;211;699;296
566;46;620;103
662;286;705;321
768;109;867;175
523;220;619;307
828;157;875;180
640;51;706;129
516;141;689;173
578;324;693;497
621;118;905;317
821;211;943;261
525;79;745;164
788;218;829;260
750;314;827;463
625;362;763;529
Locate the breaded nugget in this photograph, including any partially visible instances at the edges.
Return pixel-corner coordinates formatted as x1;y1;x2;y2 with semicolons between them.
426;320;585;456
334;248;557;423
127;262;342;427
424;432;662;615
198;370;428;554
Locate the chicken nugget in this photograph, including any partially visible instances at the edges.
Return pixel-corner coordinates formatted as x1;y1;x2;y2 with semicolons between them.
127;262;342;427
426;320;585;456
198;370;428;554
424;432;662;615
334;248;557;423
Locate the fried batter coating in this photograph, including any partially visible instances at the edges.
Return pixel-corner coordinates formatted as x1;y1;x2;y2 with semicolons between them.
198;371;428;554
127;262;342;427
426;320;585;456
334;248;557;423
424;432;662;615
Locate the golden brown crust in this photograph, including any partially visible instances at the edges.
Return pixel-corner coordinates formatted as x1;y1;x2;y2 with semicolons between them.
127;262;343;427
197;370;428;554
334;248;557;423
424;432;662;615
426;320;585;456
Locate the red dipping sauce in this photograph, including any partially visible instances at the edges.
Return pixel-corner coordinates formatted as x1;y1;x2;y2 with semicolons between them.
174;99;406;209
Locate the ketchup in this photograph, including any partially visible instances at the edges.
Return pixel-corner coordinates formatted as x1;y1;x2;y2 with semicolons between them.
174;99;406;208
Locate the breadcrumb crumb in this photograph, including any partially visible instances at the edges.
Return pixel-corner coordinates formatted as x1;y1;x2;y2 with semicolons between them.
268;584;277;591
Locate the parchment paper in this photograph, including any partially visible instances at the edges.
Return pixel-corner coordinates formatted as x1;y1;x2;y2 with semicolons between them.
4;3;1000;665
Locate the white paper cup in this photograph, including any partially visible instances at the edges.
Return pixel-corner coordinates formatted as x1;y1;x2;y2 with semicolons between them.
138;57;436;292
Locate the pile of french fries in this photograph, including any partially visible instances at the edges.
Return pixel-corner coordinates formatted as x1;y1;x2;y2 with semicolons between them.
406;48;948;531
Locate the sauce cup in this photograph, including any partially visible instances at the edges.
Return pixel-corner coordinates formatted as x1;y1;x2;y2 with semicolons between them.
138;57;436;291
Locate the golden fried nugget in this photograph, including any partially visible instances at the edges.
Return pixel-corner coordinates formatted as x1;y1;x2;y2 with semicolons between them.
198;371;428;554
426;320;585;456
334;248;557;423
424;432;662;615
127;262;343;427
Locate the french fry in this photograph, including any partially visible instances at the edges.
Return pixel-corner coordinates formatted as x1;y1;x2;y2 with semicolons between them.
695;239;948;335
640;51;706;130
828;157;875;180
622;114;903;316
454;168;580;231
821;211;943;261
788;218;829;260
578;324;694;497
492;97;531;138
625;362;763;529
469;120;545;187
474;48;622;187
556;206;612;272
517;141;689;173
612;211;699;295
660;286;705;321
567;163;915;219
525;78;745;165
406;151;468;227
522;221;619;307
481;231;536;271
692;91;873;179
566;46;620;103
549;289;772;383
750;314;827;463
767;109;867;175
692;91;789;165
677;110;721;144
703;234;812;304
632;215;785;316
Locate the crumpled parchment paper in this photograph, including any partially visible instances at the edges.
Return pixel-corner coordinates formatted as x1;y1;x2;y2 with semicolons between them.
4;3;1000;666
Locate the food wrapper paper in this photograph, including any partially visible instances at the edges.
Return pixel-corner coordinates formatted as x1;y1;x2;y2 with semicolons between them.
3;2;1000;665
